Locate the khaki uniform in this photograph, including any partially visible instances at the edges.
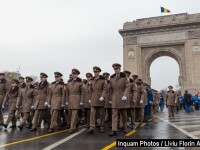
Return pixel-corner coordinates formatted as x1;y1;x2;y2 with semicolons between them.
129;79;137;126
104;80;112;123
3;86;19;126
0;79;9;124
65;77;84;131
165;90;177;117
134;84;145;124
83;81;92;127
32;81;49;129
89;75;106;129
16;85;36;127
16;82;26;120
109;72;129;131
48;81;65;130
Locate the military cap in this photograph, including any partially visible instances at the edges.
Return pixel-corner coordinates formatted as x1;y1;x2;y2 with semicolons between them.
168;85;173;89
54;72;63;77
123;70;131;75
19;76;24;80
72;68;80;75
86;73;93;78
93;66;101;72
132;75;138;78
40;72;48;78
0;73;5;76
25;76;33;82
103;72;110;77
112;63;121;69
11;79;19;84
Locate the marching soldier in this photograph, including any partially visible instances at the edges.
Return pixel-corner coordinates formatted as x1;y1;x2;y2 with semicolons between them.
65;69;84;134
16;77;36;130
2;79;20;128
103;72;112;124
47;72;65;133
87;66;106;134
31;73;49;131
16;76;26;121
0;73;9;125
109;63;129;136
83;73;93;129
134;78;145;125
165;85;177;118
124;71;137;129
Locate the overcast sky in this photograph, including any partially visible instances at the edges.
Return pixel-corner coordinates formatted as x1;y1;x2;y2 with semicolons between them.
0;0;199;90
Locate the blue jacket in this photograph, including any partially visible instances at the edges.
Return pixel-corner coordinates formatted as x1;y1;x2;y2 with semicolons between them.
146;88;153;105
193;95;200;104
179;96;184;104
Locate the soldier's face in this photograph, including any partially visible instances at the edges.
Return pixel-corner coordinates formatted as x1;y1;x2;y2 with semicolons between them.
86;76;91;81
26;81;31;86
94;71;100;77
169;87;173;91
55;76;61;81
40;76;46;82
19;79;24;83
72;73;78;79
11;83;17;86
0;75;4;80
114;68;120;74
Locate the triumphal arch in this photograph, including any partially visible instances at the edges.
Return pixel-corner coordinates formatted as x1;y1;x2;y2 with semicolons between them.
119;13;200;94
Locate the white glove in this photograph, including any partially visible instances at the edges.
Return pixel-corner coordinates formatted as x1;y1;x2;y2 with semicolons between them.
61;104;65;107
109;101;112;104
133;100;136;103
48;105;51;108
2;105;5;109
31;105;35;109
80;102;84;105
175;101;177;104
45;102;48;107
16;105;19;109
99;97;104;101
150;101;153;104
140;100;143;104
88;100;91;103
122;96;127;101
66;102;68;105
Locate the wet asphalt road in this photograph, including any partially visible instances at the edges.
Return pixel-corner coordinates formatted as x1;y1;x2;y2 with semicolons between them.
0;108;200;150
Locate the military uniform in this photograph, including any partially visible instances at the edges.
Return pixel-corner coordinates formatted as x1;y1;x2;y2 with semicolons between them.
31;73;49;131
109;64;129;136
66;69;84;133
0;73;9;125
2;79;19;128
48;72;65;133
134;79;145;125
103;72;112;124
16;77;36;130
83;73;93;128
88;67;106;133
165;86;177;118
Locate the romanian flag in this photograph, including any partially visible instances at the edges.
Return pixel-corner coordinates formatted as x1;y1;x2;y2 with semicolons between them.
161;7;171;13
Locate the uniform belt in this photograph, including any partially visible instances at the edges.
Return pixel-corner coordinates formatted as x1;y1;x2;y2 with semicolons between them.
69;93;81;95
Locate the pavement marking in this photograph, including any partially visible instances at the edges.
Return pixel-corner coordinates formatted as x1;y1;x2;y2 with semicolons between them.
139;123;146;128
174;120;200;124
101;116;157;150
189;131;200;136
125;130;137;137
42;128;86;150
0;128;74;148
101;141;116;150
179;124;200;128
156;116;198;139
166;118;200;121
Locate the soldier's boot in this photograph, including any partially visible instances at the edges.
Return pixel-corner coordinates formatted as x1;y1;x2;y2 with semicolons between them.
109;131;117;136
3;124;8;128
30;128;37;131
48;128;54;133
99;127;104;133
10;124;16;128
87;127;94;134
69;130;75;134
18;125;23;131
